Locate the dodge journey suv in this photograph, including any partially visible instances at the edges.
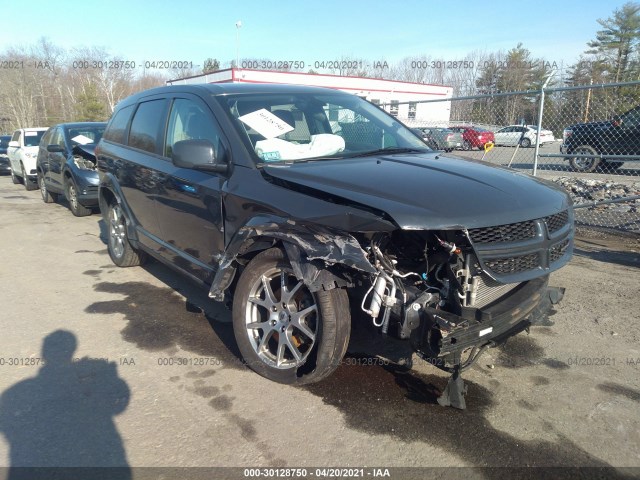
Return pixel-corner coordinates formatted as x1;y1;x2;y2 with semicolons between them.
96;84;573;409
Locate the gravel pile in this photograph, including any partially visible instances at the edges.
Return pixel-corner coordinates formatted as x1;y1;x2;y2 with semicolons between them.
554;177;640;213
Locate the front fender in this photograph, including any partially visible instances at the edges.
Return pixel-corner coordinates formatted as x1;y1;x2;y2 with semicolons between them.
208;215;375;301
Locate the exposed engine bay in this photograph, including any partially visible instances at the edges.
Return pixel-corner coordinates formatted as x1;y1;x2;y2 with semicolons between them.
72;145;97;170
350;227;566;408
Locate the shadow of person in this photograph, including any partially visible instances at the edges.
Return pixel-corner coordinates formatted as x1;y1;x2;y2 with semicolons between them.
0;330;131;480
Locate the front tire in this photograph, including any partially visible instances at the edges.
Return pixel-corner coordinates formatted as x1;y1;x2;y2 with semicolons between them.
232;248;350;385
107;201;146;267
38;173;57;203
65;178;92;217
22;163;37;191
569;145;600;173
10;167;20;184
462;140;471;151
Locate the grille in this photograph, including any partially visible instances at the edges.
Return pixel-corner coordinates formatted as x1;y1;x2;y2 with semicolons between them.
545;211;569;234
485;253;539;275
550;239;570;263
469;220;536;244
469;210;570;245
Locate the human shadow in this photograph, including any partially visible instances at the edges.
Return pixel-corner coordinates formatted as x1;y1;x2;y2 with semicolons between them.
0;330;131;480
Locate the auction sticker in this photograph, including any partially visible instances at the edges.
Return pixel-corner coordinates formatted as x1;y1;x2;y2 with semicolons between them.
239;109;294;139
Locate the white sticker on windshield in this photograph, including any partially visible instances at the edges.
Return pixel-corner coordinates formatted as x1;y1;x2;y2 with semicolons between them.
71;134;94;145
24;131;38;136
239;109;294;139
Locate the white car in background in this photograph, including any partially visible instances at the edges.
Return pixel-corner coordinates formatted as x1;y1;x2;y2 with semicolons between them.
494;125;555;148
7;127;48;190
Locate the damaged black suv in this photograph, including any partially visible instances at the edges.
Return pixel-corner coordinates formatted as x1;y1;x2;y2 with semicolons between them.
96;84;573;408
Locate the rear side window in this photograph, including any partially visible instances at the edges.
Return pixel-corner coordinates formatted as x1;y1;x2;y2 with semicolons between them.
128;100;167;154
103;104;135;144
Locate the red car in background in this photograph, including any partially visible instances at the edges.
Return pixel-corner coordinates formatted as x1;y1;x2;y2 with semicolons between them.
450;126;495;151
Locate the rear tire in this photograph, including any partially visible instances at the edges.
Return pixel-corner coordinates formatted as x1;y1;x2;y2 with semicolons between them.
38;173;57;204
107;201;146;267
520;138;531;148
462;140;471;151
232;248;350;385
65;178;92;217
568;145;600;173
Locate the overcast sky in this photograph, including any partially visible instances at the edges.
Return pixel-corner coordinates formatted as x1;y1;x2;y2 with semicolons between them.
0;0;624;70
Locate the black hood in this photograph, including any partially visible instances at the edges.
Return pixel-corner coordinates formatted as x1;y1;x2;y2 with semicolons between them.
72;144;96;159
263;153;571;230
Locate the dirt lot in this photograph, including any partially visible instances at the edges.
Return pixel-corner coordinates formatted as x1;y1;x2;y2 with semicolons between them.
0;175;639;479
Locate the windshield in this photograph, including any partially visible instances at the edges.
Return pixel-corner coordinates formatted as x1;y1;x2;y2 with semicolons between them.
24;131;46;147
216;92;430;163
66;126;105;146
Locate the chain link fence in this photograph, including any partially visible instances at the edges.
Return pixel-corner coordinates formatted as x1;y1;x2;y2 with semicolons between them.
387;81;640;233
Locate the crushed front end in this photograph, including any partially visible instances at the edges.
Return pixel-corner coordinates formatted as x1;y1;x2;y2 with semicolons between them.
354;209;573;408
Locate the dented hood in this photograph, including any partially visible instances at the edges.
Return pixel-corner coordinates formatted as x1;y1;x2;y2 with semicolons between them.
263;153;571;230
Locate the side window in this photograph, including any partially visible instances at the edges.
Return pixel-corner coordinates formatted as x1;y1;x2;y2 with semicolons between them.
128;100;167;154
103;104;135;144
41;129;54;147
56;128;66;148
165;99;220;158
11;131;21;143
622;107;640;127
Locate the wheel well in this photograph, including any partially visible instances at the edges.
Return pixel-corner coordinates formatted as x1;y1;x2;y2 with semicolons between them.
99;187;116;214
573;140;601;154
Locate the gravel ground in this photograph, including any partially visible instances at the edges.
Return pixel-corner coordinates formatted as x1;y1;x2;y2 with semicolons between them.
0;175;638;479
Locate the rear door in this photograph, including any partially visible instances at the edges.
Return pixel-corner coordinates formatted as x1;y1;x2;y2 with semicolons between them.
619;106;640;156
152;94;227;284
122;98;169;245
495;126;517;146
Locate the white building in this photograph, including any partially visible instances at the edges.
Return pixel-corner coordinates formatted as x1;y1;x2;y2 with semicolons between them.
167;69;453;126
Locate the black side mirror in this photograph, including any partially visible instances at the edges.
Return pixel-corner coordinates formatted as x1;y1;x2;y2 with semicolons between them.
171;139;228;174
46;144;65;153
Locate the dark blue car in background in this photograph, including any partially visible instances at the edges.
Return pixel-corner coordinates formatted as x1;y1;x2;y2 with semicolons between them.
0;135;11;174
36;122;106;216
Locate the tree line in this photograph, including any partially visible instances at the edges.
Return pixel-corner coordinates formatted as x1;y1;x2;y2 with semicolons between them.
1;2;638;133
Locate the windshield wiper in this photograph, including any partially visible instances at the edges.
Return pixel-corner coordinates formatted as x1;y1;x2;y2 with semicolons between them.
349;147;427;158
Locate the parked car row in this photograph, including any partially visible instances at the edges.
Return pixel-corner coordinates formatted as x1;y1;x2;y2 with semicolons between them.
412;124;556;153
2;122;105;216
